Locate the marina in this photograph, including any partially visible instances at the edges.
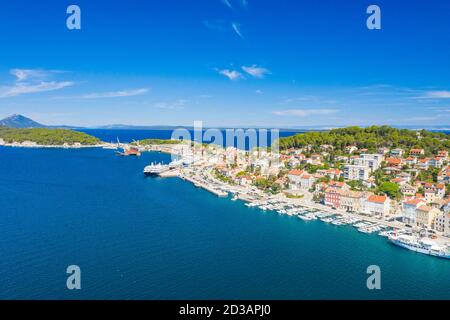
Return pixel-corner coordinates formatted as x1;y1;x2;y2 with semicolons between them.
141;150;450;260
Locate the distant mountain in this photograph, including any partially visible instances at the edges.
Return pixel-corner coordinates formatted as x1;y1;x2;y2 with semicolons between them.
0;114;46;128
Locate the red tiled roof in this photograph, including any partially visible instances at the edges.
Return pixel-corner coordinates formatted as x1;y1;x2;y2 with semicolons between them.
405;199;424;205
288;169;304;176
368;195;387;204
417;205;432;212
386;158;402;164
329;181;345;187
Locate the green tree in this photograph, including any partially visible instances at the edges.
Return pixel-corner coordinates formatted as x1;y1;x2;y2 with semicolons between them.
378;182;400;199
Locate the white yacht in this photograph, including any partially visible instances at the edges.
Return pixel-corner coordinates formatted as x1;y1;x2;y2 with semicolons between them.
388;234;450;259
143;163;170;176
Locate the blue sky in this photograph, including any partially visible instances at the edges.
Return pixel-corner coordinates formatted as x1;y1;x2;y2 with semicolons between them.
1;0;450;128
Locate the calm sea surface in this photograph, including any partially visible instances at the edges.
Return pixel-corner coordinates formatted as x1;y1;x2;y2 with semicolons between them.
79;128;301;149
0;130;449;299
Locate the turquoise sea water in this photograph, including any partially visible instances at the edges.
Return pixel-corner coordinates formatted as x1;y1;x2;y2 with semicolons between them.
0;146;449;299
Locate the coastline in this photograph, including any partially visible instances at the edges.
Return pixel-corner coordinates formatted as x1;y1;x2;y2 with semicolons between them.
0;143;106;149
2;140;449;257
149;149;450;252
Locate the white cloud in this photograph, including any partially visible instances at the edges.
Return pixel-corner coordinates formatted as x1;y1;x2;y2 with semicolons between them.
0;81;74;98
0;68;73;98
153;99;187;110
81;88;149;99
222;0;233;9
273;109;339;117
404;116;439;121
9;69;49;82
242;65;271;78
422;91;450;99
218;69;243;81
231;22;243;38
203;20;244;39
221;0;248;9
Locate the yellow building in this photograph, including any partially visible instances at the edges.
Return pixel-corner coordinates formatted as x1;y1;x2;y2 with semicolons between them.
415;205;440;229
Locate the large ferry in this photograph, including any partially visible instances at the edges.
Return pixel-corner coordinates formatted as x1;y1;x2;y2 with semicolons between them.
143;163;170;176
388;234;450;259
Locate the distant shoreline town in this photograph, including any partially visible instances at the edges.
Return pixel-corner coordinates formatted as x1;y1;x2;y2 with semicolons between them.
142;126;450;259
1;115;450;259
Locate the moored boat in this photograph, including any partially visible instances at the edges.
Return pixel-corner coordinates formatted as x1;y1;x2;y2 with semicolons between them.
388;234;450;259
143;163;170;176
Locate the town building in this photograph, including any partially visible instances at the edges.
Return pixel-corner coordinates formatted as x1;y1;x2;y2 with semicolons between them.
325;187;341;209
402;198;426;225
390;148;404;158
401;184;417;196
354;154;384;172
429;157;443;168
434;213;450;236
437;150;449;159
378;147;390;155
362;195;391;217
415;205;440;229
339;190;364;212
410;148;425;156
288;170;315;192
416;158;430;170
345;145;358;154
343;164;370;181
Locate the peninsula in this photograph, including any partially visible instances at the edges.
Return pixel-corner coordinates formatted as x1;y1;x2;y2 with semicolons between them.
0;126;101;147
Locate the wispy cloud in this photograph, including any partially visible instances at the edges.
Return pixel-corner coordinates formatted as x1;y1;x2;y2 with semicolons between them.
421;90;450;99
217;65;271;81
10;69;49;82
404;116;440;121
231;22;243;38
203;20;244;39
222;0;233;9
0;81;74;98
273;109;339;117
218;69;244;81
221;0;248;9
81;88;149;99
242;65;271;78
153;99;187;110
0;69;74;98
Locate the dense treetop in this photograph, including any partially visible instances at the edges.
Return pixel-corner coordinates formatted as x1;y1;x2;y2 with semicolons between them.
0;127;101;145
277;126;450;155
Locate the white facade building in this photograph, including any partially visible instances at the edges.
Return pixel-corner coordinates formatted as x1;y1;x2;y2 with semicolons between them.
343;165;370;181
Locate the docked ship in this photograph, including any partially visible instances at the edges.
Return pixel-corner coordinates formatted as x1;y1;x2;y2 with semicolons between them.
114;138;141;156
388;234;450;259
116;145;141;157
143;163;170;176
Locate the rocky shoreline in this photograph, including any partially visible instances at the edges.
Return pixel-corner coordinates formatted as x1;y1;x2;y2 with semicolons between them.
0;138;106;149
